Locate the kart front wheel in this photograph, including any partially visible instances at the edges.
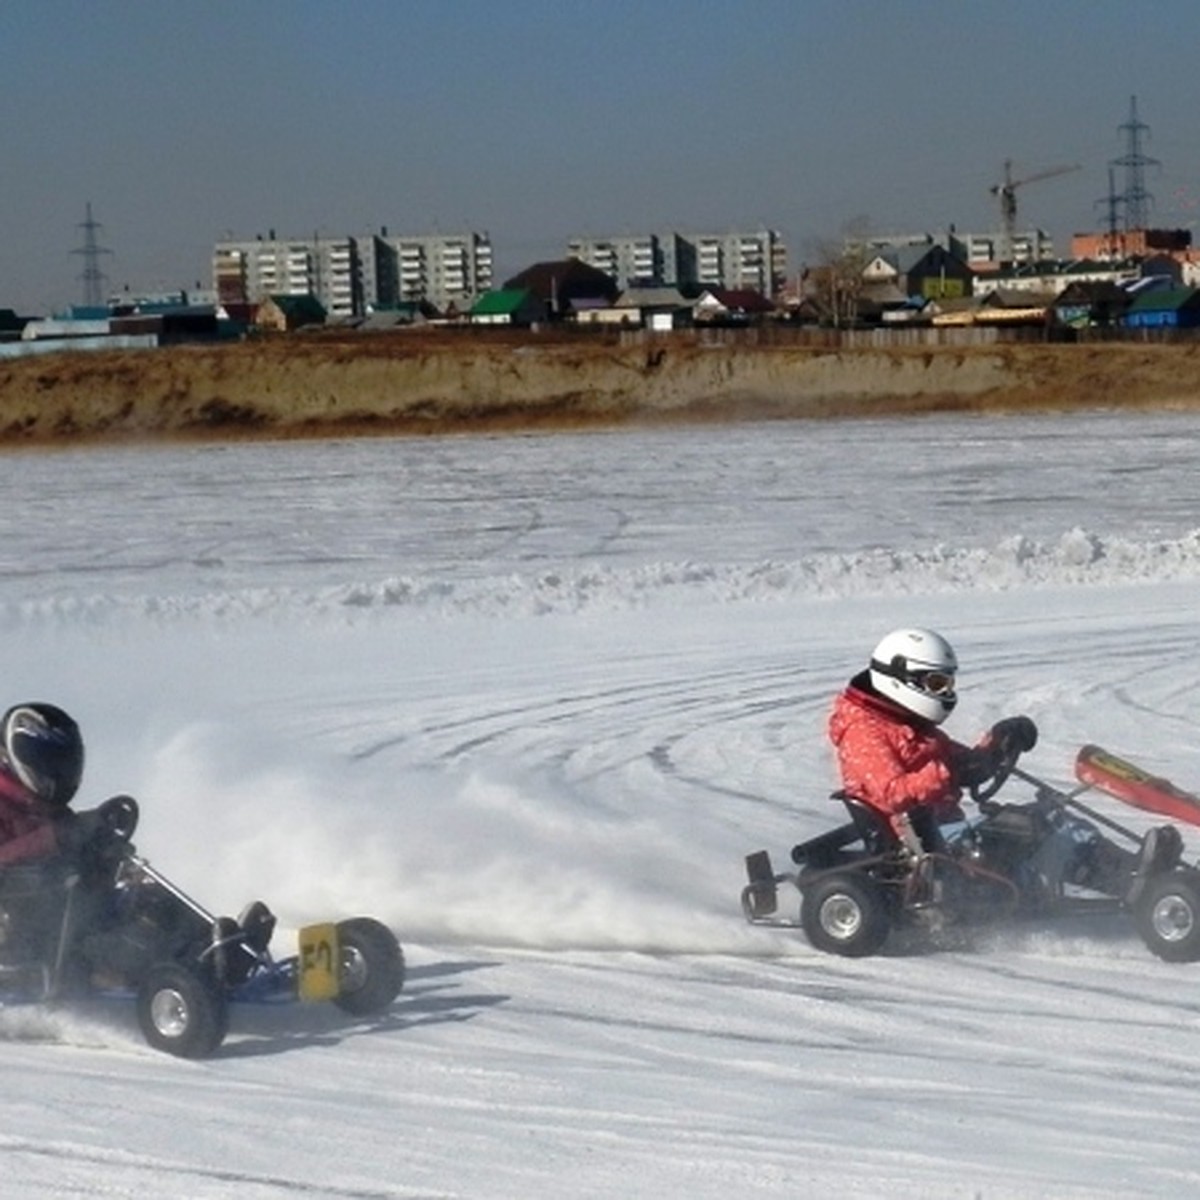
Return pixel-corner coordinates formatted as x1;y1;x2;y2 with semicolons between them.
801;872;891;958
332;918;405;1016
1135;870;1200;963
136;963;229;1058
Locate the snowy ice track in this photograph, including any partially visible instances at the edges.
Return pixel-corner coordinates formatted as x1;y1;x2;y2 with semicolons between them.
5;416;1200;1195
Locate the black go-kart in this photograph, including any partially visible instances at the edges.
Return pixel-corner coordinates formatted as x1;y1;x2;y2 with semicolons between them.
0;795;405;1057
741;742;1200;962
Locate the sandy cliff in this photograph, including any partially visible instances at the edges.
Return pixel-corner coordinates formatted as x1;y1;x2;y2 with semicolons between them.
2;331;1200;445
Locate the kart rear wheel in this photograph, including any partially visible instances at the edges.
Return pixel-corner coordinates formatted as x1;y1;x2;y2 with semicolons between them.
332;918;405;1016
1135;870;1200;963
136;963;228;1058
801;872;891;958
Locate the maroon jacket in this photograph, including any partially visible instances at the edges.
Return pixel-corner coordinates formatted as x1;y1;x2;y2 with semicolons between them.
0;767;62;866
828;673;975;822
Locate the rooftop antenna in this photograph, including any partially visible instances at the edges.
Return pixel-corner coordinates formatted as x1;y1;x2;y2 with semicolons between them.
70;201;112;307
1111;94;1159;231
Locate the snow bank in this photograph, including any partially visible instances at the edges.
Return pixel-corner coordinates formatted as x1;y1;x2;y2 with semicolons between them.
2;526;1198;627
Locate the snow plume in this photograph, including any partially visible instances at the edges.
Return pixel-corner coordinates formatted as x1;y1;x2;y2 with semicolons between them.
130;721;768;954
132;720;409;928
355;770;776;954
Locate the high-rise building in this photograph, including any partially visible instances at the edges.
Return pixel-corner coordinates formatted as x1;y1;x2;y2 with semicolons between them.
566;235;664;289
853;229;1056;271
214;229;493;317
566;229;787;297
213;232;360;317
365;231;494;313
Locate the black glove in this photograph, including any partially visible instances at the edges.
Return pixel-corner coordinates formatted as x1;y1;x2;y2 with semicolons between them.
55;808;107;861
55;795;137;871
955;745;1000;789
990;715;1038;756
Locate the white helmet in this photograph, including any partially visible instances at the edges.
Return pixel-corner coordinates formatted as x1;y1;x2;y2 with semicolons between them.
868;628;958;724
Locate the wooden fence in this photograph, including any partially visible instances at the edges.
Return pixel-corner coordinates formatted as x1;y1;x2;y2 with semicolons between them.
617;324;1200;350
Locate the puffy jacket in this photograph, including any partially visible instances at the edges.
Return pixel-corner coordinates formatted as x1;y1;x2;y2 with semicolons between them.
828;672;970;818
0;767;61;866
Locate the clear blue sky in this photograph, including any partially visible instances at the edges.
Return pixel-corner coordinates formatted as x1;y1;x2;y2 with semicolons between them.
4;0;1199;314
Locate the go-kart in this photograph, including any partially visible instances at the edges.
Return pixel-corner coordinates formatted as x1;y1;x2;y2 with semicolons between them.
741;742;1200;962
0;795;405;1057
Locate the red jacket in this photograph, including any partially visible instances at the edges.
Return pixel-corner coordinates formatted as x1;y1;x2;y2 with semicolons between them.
0;768;62;866
828;674;970;819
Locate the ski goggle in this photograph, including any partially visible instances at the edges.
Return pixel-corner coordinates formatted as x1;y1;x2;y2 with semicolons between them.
910;669;956;696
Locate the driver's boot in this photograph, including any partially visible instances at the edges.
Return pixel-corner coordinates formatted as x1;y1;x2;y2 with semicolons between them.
1072;838;1137;898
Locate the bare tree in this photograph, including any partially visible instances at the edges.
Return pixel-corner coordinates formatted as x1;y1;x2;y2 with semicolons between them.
800;217;873;328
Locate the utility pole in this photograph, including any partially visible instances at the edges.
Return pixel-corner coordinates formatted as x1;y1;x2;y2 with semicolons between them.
70;201;113;308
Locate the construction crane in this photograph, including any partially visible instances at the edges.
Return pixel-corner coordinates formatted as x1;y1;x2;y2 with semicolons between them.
990;160;1081;263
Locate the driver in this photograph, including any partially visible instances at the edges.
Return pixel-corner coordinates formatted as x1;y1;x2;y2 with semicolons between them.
828;628;1183;899
0;703;88;866
828;628;1040;855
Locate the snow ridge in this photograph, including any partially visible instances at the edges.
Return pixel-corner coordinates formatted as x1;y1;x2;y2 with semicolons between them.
2;527;1198;626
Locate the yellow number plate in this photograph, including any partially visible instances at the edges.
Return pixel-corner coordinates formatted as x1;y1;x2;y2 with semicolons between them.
298;922;340;1001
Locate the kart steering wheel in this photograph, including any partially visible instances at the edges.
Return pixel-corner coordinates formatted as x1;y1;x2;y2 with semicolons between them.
97;794;139;842
969;741;1022;805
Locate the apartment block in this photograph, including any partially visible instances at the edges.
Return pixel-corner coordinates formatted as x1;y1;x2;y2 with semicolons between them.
952;228;1055;267
214;230;493;317
213;232;360;317
566;229;787;297
364;230;494;314
565;235;665;290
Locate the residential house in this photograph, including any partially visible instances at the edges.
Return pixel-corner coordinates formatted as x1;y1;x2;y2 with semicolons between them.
692;288;776;324
357;301;437;331
503;259;619;321
469;289;542;327
1123;287;1200;330
257;294;327;332
1052;281;1131;329
615;286;691;331
862;243;973;301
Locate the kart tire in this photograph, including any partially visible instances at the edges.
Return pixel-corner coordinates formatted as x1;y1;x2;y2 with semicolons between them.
800;872;891;958
332;918;406;1016
801;873;888;955
1135;870;1200;963
136;963;229;1058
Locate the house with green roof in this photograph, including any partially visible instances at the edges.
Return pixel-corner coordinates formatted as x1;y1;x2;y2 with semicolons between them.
258;293;327;332
468;288;542;327
1122;287;1200;330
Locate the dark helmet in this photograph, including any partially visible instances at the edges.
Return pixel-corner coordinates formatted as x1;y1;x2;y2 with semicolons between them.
0;703;85;807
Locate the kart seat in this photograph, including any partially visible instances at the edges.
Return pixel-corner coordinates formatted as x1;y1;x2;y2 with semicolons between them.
790;793;898;866
838;793;899;856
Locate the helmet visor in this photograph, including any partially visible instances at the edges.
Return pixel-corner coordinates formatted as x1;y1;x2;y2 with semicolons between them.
911;669;956;697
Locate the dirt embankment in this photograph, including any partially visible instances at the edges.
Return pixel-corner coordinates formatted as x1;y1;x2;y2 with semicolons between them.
2;331;1200;446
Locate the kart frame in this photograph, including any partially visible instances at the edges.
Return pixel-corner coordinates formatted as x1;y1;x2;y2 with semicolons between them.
0;800;405;1057
741;746;1200;962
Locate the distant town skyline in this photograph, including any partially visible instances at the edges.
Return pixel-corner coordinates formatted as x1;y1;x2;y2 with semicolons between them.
4;1;1200;315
